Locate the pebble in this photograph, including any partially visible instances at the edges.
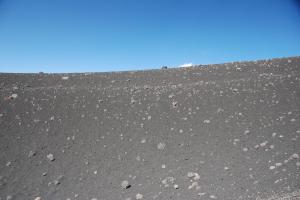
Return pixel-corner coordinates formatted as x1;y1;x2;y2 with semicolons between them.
203;119;210;124
11;94;18;99
188;181;198;189
53;175;64;185
121;180;131;189
162;176;175;187
47;153;55;161
157;142;166;150
34;197;42;200
187;172;200;180
28;150;36;158
136;193;143;199
6;161;11;167
6;195;13;200
172;101;178;108
140;138;146;144
291;153;299;159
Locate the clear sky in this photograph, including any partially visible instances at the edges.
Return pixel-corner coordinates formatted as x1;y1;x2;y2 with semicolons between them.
0;0;300;73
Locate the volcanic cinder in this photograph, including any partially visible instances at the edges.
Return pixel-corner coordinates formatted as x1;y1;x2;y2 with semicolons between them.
0;57;299;200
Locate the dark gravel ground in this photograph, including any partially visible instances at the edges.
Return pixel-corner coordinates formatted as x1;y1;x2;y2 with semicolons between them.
0;57;299;200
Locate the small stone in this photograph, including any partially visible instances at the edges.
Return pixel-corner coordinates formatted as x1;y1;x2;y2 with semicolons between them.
157;142;166;150
11;94;18;99
6;161;11;167
188;181;198;189
269;166;275;170
173;184;179;189
187;172;200;180
47;153;55;161
34;197;42;200
136;193;143;200
172;101;178;108
260;141;268;147
203;119;210;124
121;180;131;189
6;195;13;200
291;153;299;159
187;172;194;178
28;150;36;158
53;175;64;185
140;138;146;144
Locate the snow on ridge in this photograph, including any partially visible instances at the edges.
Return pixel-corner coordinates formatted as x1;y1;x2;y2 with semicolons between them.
179;63;193;68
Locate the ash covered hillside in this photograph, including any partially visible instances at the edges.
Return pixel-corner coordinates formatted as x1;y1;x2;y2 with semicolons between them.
0;57;300;200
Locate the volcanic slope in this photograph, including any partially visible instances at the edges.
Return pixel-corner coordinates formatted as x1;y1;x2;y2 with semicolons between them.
0;57;300;200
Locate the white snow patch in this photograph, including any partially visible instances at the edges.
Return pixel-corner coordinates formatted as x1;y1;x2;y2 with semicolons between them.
179;63;193;68
62;76;69;80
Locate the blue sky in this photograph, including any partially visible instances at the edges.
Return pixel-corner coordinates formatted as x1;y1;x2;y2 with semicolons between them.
0;0;300;73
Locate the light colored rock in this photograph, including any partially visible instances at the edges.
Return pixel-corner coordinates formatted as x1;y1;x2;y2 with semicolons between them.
136;193;143;199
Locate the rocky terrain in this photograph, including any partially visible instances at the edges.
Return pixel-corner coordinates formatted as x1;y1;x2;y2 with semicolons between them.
0;57;299;200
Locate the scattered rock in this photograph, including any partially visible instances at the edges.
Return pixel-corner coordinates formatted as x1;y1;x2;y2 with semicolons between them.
53;175;64;185
136;193;143;200
203;119;210;124
121;180;131;189
187;172;200;180
188;181;199;189
140;138;146;144
11;94;18;99
34;197;42;200
6;161;11;167
6;195;13;200
162;176;175;187
157;142;166;150
291;153;299;159
47;153;55;161
28;150;36;158
172;101;178;108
